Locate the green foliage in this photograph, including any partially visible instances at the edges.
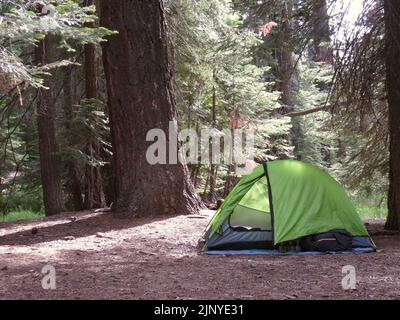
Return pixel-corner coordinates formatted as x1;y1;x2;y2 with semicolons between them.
0;184;44;215
0;0;389;217
353;192;388;220
1;209;44;223
59;98;111;170
0;0;116;93
166;0;293;201
330;0;388;195
0;1;115;213
0;2;115;50
292;58;335;168
255;117;293;160
169;0;284;160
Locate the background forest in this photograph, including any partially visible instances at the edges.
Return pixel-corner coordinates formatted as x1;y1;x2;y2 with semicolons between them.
0;0;396;227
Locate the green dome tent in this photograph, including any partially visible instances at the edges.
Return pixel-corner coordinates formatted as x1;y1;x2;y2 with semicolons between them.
203;160;375;253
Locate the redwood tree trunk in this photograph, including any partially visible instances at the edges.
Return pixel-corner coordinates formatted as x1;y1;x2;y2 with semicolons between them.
100;0;201;217
384;0;400;230
35;37;63;216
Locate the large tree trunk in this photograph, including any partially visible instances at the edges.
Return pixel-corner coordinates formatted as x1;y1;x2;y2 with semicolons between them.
35;37;63;216
384;0;400;230
100;0;201;217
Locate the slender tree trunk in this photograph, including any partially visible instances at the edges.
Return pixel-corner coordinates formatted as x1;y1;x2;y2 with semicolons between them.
203;166;210;196
311;0;332;97
35;37;63;216
278;1;303;159
336;138;346;163
208;77;217;202
311;0;331;62
212;70;217;124
84;0;97;101
193;164;200;188
384;0;400;230
191;121;201;188
224;125;238;197
209;164;218;202
101;0;201;217
63;68;84;210
279;1;295;111
83;0;106;209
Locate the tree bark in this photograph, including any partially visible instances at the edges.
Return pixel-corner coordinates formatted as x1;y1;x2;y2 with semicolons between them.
277;1;303;159
209;164;218;202
209;75;217;202
84;0;97;101
311;0;331;62
83;0;106;210
384;0;400;230
35;37;63;216
63;67;84;211
279;1;295;111
100;0;201;217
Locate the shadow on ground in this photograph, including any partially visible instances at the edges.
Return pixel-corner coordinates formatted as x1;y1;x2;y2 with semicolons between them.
0;211;179;246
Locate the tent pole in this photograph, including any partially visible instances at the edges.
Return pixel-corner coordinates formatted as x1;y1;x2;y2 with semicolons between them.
263;161;275;245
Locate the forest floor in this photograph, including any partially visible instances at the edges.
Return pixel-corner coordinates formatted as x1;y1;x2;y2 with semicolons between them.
0;209;399;300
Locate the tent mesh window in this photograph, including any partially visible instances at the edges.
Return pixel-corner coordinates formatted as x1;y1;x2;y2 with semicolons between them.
229;177;272;232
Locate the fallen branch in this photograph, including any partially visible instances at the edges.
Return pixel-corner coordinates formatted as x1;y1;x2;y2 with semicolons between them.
285;104;334;117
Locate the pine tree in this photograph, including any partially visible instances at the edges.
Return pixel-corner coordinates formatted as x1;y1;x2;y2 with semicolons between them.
101;0;201;217
384;0;400;230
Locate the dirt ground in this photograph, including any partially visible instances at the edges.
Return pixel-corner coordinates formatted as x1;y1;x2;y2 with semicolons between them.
0;209;399;300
